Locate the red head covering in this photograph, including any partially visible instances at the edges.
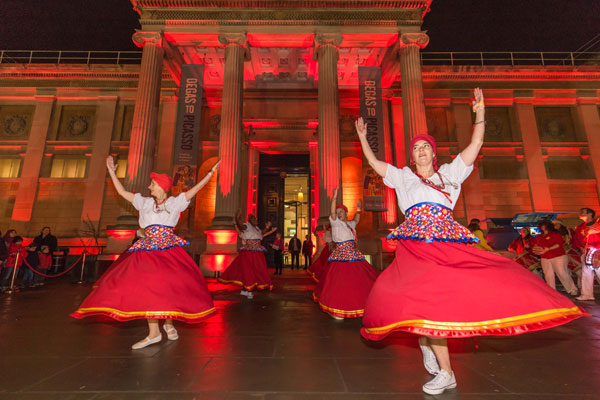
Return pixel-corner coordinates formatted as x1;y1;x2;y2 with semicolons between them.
409;134;438;170
336;204;348;213
150;172;173;193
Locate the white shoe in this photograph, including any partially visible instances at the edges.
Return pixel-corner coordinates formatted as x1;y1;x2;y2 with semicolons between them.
422;370;457;395
419;344;440;375
131;334;162;350
163;325;179;341
246;291;254;299
576;296;595;301
330;314;344;320
240;290;249;297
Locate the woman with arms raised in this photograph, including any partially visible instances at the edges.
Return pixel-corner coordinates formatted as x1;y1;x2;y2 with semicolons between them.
356;88;585;395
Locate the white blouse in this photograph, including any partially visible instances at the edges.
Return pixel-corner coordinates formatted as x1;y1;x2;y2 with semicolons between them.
383;154;473;213
241;223;263;240
132;192;191;229
329;216;357;243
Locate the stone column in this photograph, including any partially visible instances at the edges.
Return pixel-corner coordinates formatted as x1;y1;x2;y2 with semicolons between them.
399;33;429;140
210;33;248;229
105;32;163;253
11;95;55;233
576;94;600;198
155;96;178;174
315;33;343;225
452;99;486;224
80;96;118;229
514;97;553;211
126;31;164;195
390;99;407;167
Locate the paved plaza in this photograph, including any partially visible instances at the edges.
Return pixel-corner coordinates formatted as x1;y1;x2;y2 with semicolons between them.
1;270;599;399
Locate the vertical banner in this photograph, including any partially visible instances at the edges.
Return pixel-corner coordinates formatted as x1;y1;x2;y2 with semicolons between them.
172;64;204;196
358;67;386;212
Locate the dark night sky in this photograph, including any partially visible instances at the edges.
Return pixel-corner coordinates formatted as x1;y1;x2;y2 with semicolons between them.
0;0;598;52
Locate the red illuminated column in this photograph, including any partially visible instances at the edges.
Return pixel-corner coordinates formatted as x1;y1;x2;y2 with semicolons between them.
514;97;553;212
576;95;600;198
399;33;429;140
315;33;343;226
452;98;486;224
80;96;118;229
126;31;164;195
11;95;55;232
210;33;248;228
380;98;397;226
390;98;407;167
155;95;178;173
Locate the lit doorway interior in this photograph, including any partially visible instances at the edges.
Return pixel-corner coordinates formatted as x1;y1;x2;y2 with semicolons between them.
283;174;309;243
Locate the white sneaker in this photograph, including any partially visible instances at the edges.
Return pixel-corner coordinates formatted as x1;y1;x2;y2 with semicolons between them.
419;344;440;375
240;290;249;297
131;334;162;350
422;370;457;395
163;325;179;341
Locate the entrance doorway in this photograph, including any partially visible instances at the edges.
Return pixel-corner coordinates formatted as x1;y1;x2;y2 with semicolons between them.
257;154;311;267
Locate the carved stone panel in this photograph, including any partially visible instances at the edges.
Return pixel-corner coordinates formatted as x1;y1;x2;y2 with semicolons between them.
535;107;580;142
426;107;449;142
0;105;35;140
57;106;96;141
481;107;514;142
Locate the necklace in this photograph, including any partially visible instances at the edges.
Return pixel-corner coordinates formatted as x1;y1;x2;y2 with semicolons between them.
153;197;169;213
415;172;453;203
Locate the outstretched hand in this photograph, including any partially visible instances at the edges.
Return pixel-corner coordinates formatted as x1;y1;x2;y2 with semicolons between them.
355;118;367;138
332;187;339;200
210;160;221;174
106;155;117;173
357;200;362;210
472;88;485;111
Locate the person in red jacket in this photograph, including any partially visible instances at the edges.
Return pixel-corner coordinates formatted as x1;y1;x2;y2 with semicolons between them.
33;245;52;287
576;209;600;301
508;227;539;269
1;236;25;290
533;220;577;296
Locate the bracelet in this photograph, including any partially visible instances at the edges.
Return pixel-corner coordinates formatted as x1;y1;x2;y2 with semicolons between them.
473;120;487;125
472;102;485;112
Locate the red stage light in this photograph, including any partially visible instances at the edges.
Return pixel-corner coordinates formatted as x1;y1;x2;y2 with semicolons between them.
106;229;137;239
206;230;237;245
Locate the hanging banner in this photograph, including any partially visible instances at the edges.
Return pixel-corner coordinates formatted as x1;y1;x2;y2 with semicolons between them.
172;64;204;196
358;66;386;212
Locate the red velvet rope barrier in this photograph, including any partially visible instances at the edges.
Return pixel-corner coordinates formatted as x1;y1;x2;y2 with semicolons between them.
19;252;85;278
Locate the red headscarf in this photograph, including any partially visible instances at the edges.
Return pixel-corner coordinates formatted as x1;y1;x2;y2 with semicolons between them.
336;204;348;213
150;172;173;193
409;134;438;170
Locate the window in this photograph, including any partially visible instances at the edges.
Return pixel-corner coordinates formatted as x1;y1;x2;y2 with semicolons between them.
0;158;21;178
50;158;87;178
116;159;127;178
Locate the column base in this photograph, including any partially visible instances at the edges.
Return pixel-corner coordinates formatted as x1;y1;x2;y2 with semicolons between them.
105;215;139;254
198;227;239;277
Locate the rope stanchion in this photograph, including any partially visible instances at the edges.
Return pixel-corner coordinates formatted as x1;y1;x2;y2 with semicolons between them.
78;251;87;284
20;252;85;278
5;251;21;294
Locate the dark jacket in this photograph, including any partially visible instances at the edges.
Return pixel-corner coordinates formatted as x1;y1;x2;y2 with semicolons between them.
302;239;314;256
32;234;58;254
288;238;301;253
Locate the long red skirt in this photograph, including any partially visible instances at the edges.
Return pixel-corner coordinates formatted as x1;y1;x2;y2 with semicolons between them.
307;246;331;283
218;250;273;291
361;240;586;340
313;259;379;318
70;247;216;323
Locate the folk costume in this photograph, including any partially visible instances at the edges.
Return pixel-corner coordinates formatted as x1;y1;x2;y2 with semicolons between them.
313;205;379;318
218;222;273;291
71;173;216;323
361;135;585;340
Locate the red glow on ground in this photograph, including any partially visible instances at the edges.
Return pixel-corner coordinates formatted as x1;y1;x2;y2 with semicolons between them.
206;230;237;245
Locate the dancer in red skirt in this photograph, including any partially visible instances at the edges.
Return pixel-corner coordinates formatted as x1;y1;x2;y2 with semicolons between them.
71;156;219;350
355;88;585;395
218;210;276;298
307;225;333;283
313;188;379;319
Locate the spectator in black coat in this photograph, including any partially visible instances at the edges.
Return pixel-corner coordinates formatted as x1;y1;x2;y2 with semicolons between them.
32;227;58;255
288;234;302;270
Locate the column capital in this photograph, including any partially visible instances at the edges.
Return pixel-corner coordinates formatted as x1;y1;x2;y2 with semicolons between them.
132;31;163;48
399;32;429;50
577;97;599;106
218;32;247;47
313;33;343;61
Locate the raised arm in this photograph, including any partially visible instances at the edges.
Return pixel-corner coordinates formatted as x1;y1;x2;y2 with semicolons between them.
353;200;362;225
262;226;277;238
185;161;220;202
355;118;388;177
330;187;339;220
459;88;486;167
234;208;247;232
106;156;134;203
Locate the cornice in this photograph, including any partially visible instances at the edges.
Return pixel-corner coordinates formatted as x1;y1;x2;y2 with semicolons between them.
133;0;431;11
